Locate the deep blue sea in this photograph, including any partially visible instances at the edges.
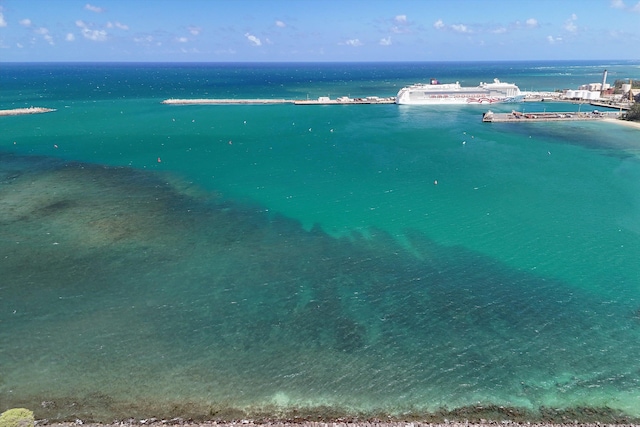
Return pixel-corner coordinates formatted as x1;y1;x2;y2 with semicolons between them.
1;60;640;422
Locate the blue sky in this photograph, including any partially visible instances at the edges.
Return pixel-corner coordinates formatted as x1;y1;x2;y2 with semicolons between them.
0;0;639;62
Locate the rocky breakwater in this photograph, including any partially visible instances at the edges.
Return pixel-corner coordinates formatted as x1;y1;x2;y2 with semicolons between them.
0;107;56;116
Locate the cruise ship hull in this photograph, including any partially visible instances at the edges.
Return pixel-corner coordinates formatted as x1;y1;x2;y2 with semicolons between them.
396;79;524;105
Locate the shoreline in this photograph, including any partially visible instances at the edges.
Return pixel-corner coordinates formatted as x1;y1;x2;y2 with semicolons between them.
602;117;640;130
40;422;640;427
26;404;640;427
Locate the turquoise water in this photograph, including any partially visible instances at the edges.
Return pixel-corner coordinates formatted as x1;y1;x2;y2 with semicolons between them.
1;61;640;422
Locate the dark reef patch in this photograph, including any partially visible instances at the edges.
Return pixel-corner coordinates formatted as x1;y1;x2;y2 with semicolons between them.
1;152;639;423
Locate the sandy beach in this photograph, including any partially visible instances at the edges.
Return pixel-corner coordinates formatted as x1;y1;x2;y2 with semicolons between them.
602;117;640;130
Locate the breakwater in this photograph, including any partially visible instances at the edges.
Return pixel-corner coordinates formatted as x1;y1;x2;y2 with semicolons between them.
482;109;622;123
162;99;293;105
162;96;396;105
0;107;56;116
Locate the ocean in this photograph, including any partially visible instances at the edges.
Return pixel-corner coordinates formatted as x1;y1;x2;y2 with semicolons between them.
1;61;640;422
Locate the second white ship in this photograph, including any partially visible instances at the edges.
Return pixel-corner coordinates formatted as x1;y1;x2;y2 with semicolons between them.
396;78;524;105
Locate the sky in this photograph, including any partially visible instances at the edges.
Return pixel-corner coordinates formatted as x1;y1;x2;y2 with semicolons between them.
0;0;639;62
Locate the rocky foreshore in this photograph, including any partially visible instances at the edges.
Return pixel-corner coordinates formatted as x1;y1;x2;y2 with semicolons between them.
38;421;640;427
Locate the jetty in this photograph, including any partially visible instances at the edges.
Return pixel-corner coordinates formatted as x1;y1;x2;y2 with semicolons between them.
0;107;56;116
162;96;396;106
482;109;622;123
162;99;293;105
294;96;396;105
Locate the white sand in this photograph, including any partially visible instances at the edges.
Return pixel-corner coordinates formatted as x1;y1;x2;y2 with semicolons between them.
602;117;640;130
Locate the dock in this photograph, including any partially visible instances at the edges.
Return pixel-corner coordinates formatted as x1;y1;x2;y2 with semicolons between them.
162;99;293;105
0;107;56;116
482;109;622;123
162;96;396;106
294;96;396;105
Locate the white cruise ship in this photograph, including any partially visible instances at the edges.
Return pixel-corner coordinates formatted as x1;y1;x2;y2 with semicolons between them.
396;78;524;105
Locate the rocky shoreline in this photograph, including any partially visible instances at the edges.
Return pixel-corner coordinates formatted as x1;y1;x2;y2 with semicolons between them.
38;421;640;427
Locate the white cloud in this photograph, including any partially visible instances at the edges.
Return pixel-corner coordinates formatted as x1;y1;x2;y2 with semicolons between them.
379;37;392;46
134;35;154;44
188;25;201;35
214;48;236;55
35;27;54;45
66;33;75;41
390;14;411;33
433;19;445;30
0;8;6;28
547;35;562;44
610;0;625;7
76;20;108;41
85;3;105;13
394;15;407;24
275;20;286;28
106;21;129;30
245;32;262;46
343;38;363;47
526;18;538;28
564;14;578;32
177;36;188;43
632;1;640;12
492;27;507;34
19;18;32;27
451;24;471;33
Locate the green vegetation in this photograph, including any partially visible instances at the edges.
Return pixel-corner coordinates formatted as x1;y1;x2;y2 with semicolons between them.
624;102;640;122
613;79;640;89
612;79;640;96
0;409;34;427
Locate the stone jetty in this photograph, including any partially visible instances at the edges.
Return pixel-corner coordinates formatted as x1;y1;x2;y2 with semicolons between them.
0;107;56;116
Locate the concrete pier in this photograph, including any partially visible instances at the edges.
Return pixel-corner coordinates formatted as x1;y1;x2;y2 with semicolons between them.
162;96;396;106
0;107;56;116
162;99;293;105
294;96;396;105
482;109;622;123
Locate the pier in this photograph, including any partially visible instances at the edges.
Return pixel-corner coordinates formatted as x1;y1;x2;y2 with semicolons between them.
482;109;622;123
0;107;56;116
294;96;396;105
162;98;293;105
162;96;396;106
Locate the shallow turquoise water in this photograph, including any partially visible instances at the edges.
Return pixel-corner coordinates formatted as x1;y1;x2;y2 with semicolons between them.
1;61;640;421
